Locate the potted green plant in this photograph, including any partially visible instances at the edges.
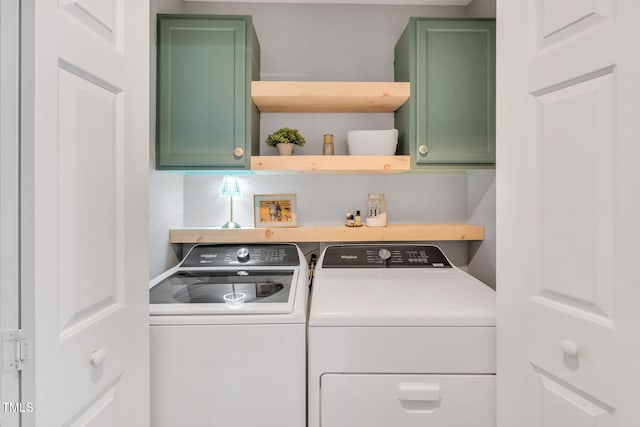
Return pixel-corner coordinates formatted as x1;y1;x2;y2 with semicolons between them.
265;127;306;156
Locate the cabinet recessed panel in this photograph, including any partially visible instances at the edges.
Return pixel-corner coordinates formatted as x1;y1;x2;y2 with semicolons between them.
168;28;236;158
425;30;489;150
58;66;124;339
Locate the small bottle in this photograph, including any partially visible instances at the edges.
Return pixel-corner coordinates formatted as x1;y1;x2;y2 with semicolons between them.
355;210;362;227
322;134;334;155
346;212;354;227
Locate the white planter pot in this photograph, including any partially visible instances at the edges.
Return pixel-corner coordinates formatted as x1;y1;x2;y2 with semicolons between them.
277;143;294;156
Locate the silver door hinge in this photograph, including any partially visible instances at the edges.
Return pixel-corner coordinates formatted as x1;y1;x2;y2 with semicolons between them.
3;330;32;372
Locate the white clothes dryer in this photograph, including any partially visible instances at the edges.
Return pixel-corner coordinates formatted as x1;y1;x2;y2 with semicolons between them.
308;244;496;427
150;243;308;427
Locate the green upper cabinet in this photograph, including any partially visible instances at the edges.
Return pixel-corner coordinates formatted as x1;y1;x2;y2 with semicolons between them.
395;19;495;166
156;15;260;170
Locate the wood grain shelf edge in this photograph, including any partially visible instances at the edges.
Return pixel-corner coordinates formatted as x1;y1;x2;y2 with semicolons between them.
170;224;485;244
250;155;410;174
251;81;410;113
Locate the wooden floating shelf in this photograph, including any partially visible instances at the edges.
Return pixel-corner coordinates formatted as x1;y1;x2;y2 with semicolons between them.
251;155;410;174
170;224;485;244
251;81;410;113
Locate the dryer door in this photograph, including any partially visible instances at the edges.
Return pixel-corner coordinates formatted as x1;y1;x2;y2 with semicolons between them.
320;374;495;427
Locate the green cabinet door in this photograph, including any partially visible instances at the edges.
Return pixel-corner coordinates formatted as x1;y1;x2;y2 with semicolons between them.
157;15;260;170
395;19;495;166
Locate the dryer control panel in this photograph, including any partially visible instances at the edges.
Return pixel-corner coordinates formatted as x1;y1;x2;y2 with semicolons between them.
321;245;452;268
182;244;300;267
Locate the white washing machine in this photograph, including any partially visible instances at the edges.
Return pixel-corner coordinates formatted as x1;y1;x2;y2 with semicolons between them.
149;243;308;427
308;244;496;427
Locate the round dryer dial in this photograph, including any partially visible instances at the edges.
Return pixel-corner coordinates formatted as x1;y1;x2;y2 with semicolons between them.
378;248;392;260
378;248;392;266
236;247;250;262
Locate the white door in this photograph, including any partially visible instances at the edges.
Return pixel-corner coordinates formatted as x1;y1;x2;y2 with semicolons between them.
20;0;150;425
497;1;640;426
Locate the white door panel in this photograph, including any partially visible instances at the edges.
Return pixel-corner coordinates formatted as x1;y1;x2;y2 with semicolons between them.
498;0;640;426
21;0;149;425
536;370;614;427
530;71;616;321
57;65;125;338
527;303;615;404
529;2;615;93
534;0;614;50
60;0;123;50
68;386;118;427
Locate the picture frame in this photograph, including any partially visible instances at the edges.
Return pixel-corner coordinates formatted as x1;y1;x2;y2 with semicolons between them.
254;194;298;228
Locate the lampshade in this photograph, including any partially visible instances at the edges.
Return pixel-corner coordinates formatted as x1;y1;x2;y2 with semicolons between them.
219;175;241;197
219;175;242;229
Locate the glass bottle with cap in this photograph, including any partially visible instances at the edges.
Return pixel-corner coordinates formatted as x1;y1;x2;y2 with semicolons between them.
322;134;334;155
366;193;388;227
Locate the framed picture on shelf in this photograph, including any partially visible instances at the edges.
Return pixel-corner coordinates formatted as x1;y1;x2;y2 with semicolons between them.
254;194;298;228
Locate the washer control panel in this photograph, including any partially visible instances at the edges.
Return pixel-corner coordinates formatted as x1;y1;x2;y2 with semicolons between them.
182;244;300;267
321;245;452;268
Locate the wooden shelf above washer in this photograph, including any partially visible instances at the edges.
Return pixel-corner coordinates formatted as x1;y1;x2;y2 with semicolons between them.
170;224;485;244
251;81;410;113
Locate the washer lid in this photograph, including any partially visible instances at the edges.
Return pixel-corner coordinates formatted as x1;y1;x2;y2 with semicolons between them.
150;268;299;316
308;268;495;327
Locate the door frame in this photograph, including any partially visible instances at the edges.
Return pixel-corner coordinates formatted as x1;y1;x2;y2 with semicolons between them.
1;0;23;424
18;0;36;423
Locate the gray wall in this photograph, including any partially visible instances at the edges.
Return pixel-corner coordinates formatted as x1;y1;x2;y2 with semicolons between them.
466;0;496;17
149;0;496;288
184;2;467;82
181;172;488;270
184;174;469;227
467;170;496;286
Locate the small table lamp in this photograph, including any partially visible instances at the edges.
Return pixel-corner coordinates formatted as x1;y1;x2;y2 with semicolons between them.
219;175;241;229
